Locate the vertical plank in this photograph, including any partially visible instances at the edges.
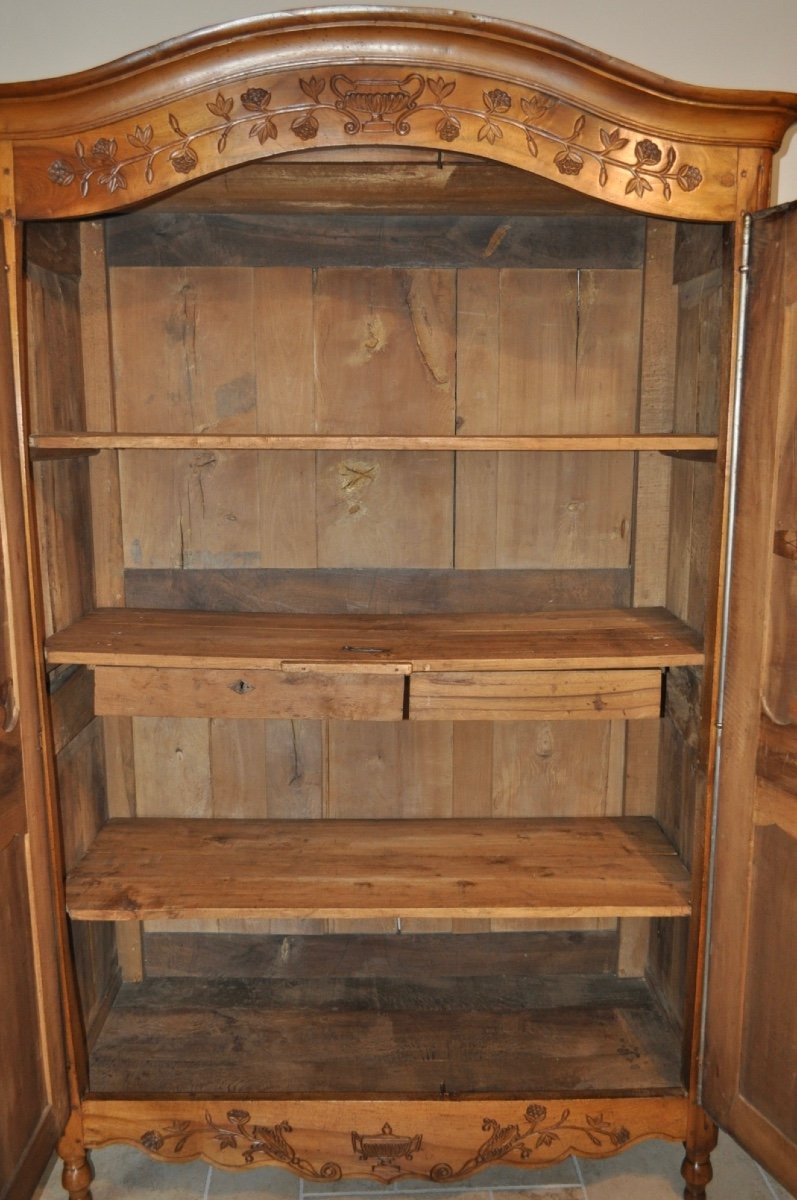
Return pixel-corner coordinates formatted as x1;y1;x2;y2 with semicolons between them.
254;267;315;433
113;266;260;571
622;221;678;976
254;268;319;567
326;722;453;933
575;269;642;432
451;723;493;933
264;719;326;934
490;720;624;934
316;451;454;567
313;268;455;434
79;222;142;980
134;717;212;935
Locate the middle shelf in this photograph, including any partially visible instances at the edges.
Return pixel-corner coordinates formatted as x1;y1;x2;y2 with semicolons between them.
65;816;692;922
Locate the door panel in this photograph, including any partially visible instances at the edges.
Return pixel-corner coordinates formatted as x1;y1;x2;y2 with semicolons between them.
704;202;797;1195
0;222;67;1199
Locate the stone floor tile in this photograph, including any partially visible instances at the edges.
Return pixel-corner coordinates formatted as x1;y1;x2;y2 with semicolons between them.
758;1171;797;1200
576;1131;791;1200
205;1163;302;1197
707;1136;795;1200
302;1158;580;1194
35;1143;210;1199
761;1169;797;1200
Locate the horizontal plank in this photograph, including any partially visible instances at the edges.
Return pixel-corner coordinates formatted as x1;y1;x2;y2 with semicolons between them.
45;608;704;672
86;970;681;1097
142;929;616;979
410;669;661;721
94;665;405;719
124;567;632;614
146;160;613;216
66;816;691;921
105;212;645;269
30;433;720;452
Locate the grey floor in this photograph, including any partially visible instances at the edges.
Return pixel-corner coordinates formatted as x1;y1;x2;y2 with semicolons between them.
35;1132;795;1200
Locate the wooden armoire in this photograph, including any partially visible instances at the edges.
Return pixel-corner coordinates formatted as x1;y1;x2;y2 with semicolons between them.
1;10;796;1200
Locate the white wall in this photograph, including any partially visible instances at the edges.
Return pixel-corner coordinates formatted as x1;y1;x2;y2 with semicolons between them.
2;0;796;200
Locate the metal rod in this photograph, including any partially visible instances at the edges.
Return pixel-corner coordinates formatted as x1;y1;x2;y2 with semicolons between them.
697;212;752;1103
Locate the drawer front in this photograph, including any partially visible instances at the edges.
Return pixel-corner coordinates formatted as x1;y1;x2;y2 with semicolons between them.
409;669;662;721
93;666;405;720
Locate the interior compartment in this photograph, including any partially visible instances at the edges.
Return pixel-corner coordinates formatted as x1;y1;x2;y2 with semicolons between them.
25;150;731;1100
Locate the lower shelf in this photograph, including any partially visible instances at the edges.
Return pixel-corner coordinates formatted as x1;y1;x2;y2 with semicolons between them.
87;932;683;1098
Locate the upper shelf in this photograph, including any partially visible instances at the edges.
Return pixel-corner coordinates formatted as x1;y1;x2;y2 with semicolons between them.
29;433;719;456
45;607;703;672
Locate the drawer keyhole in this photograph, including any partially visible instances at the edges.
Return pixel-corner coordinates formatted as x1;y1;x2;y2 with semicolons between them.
230;679;254;695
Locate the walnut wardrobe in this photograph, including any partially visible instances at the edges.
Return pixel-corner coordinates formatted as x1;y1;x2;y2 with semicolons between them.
0;10;796;1200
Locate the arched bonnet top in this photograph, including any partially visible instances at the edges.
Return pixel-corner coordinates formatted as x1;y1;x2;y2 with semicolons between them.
1;6;796;220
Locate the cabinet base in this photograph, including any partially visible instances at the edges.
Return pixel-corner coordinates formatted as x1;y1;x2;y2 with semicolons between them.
81;1095;689;1185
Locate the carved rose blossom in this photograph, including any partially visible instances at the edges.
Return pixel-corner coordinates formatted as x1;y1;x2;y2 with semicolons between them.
436;115;461;142
90;137;117;164
554;149;584;176
525;1105;548;1123
140;1131;164;1152
485;88;512;113
240;87;271;112
170;146;199;174
291;113;319;141
48;159;75;186
610;1127;631;1147
677;163;703;191
635;138;662;165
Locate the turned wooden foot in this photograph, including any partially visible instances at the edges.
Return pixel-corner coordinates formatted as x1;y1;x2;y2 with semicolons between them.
61;1152;93;1200
681;1104;718;1199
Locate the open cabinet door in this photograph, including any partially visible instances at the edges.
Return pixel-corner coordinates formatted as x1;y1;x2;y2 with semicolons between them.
0;224;68;1199
703;201;797;1196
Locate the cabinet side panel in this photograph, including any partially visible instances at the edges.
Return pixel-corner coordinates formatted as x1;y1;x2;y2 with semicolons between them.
57;716;117;1040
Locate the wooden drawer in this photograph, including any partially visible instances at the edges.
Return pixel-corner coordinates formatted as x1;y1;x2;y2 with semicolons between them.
409;669;662;721
93;665;406;721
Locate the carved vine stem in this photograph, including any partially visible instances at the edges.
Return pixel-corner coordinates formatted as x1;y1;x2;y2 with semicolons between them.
139;1104;632;1182
48;75;705;201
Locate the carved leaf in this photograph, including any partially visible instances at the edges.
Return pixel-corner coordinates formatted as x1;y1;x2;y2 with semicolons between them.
128;124;154;149
250;118;278;144
599;127;629;151
427;75;455;101
521;93;557;119
626;173;653;196
168;113;187;138
98;170;127;193
300;76;325;102
525;129;538;157
207;93;234;120
477;119;502;145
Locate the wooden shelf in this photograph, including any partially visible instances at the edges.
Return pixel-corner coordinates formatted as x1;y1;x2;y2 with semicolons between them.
65;817;691;921
87;943;683;1098
29;432;719;454
46;607;703;672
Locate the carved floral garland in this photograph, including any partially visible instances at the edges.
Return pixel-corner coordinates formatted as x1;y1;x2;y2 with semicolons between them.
138;1104;631;1181
48;73;703;201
